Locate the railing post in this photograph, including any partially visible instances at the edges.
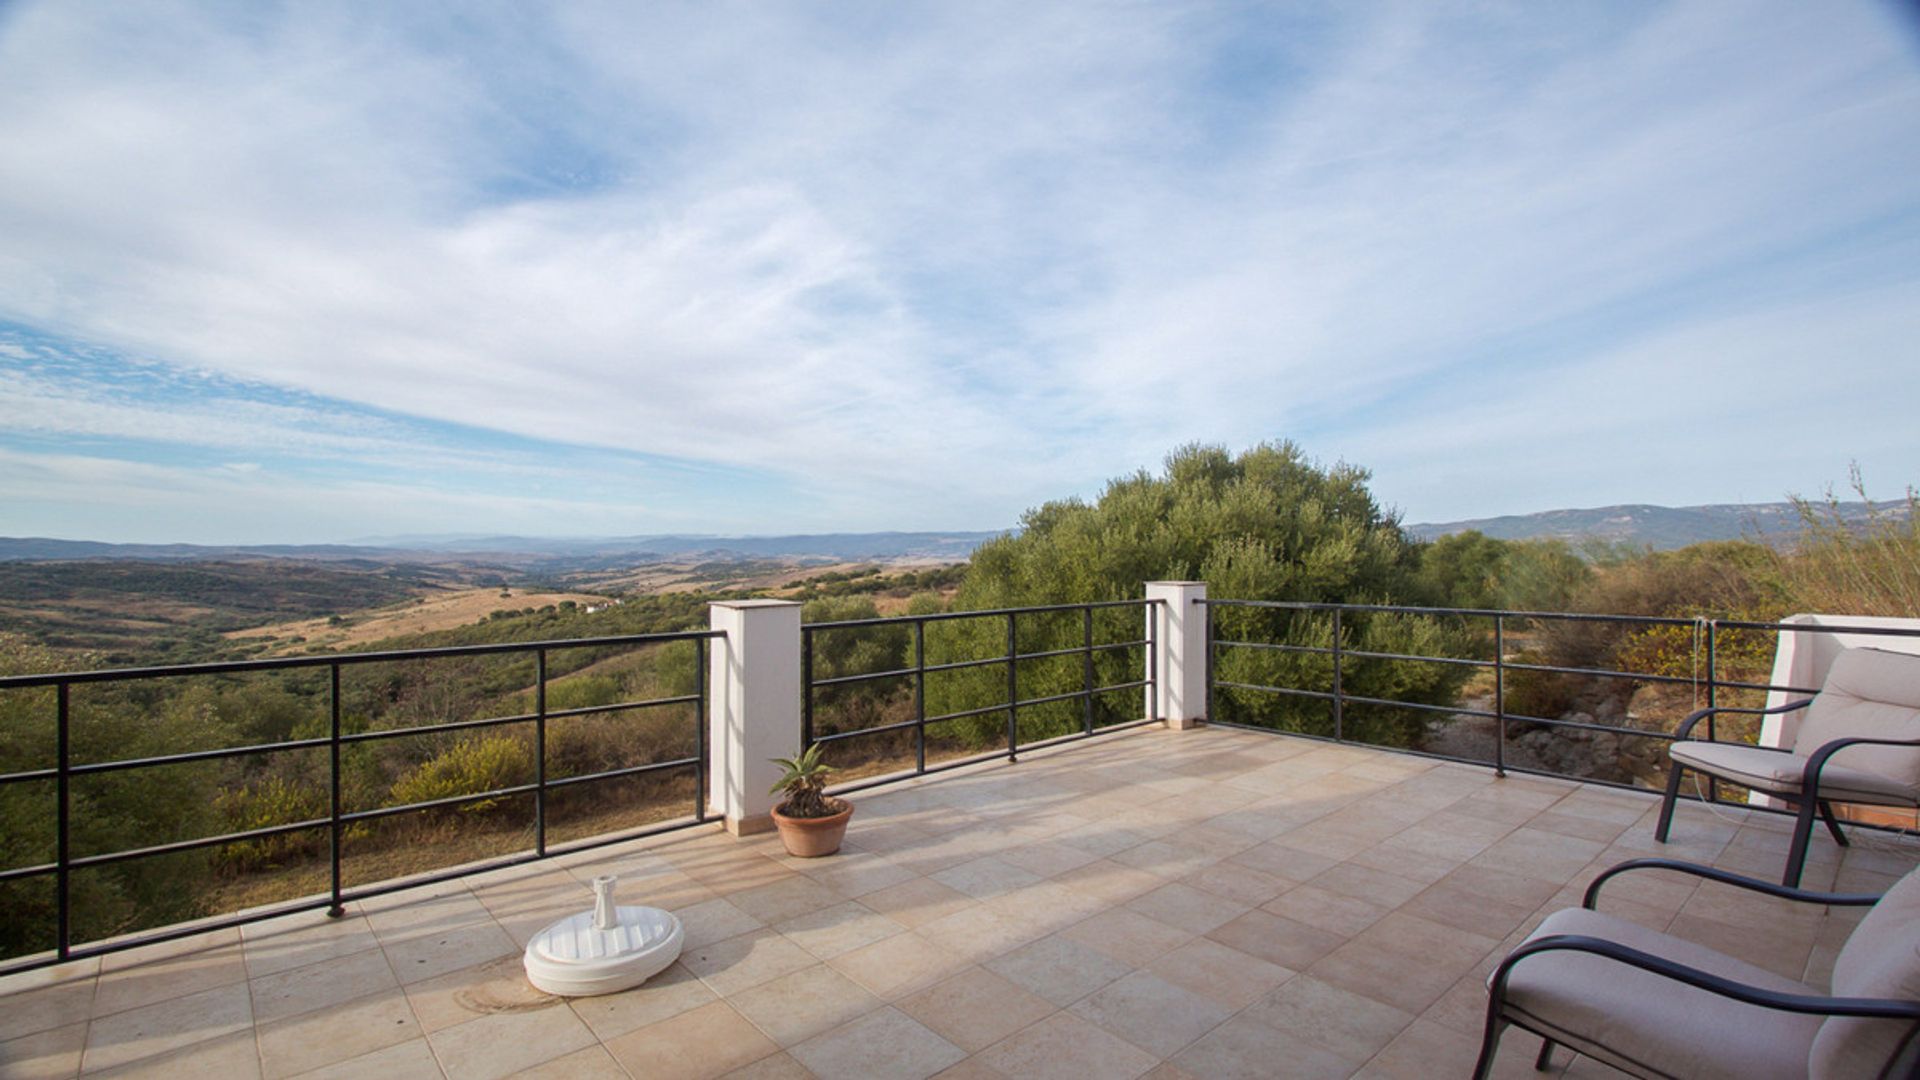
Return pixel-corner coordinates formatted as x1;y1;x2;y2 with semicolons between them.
1006;612;1019;761
1331;609;1344;743
55;681;70;959
1705;620;1718;804
1493;615;1507;778
801;628;814;749
1145;582;1207;730
327;664;343;918
914;621;927;773
696;637;710;822
534;649;547;857
707;600;802;836
1082;607;1095;736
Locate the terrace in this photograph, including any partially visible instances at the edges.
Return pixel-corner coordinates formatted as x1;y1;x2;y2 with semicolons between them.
2;590;1918;1078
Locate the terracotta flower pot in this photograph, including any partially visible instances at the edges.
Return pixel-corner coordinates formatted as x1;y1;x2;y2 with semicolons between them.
771;799;853;857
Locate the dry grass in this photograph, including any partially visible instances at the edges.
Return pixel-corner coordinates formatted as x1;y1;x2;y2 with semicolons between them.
225;587;612;653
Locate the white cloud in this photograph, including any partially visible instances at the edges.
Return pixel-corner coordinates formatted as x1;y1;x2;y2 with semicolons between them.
0;0;1915;538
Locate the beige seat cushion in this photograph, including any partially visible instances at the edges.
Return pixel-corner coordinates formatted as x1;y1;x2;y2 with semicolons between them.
1668;740;1919;805
1813;865;1920;1078
1499;907;1822;1080
1793;648;1920;789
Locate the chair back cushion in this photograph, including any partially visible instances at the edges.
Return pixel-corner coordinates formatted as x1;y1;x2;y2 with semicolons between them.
1813;864;1920;1077
1792;648;1920;795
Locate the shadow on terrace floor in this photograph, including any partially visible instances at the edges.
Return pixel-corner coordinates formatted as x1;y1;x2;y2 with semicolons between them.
4;725;1916;1079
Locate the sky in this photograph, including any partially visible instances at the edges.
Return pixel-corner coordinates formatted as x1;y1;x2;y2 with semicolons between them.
1;1;1917;545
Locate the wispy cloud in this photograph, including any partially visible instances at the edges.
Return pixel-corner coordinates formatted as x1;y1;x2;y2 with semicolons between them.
0;1;1915;541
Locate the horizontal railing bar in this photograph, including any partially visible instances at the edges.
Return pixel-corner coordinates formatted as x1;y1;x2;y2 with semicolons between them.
923;655;1014;676
826;749;1014;796
66;817;329;871
0;860;55;883
341;784;539;824
1213;680;1337;700
0;630;724;689
805;599;1157;633
543;694;702;721
812;666;917;688
0;813;718;980
810;719;923;744
0;766;58;787
340;713;536;744
1199;598;1920;642
542;756;700;790
64;736;332;777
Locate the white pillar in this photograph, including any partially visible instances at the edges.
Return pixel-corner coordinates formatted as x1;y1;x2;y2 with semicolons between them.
1146;581;1207;730
707;599;803;835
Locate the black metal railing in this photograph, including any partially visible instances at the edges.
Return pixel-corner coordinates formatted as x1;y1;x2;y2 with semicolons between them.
1199;598;1920;803
802;599;1161;793
0;630;719;975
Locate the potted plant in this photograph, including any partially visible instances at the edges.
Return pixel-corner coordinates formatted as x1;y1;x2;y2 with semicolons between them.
768;744;853;857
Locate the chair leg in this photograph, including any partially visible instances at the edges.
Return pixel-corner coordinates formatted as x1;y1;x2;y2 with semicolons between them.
1472;1012;1506;1080
1535;1036;1557;1071
1784;795;1819;887
1654;763;1685;842
1819;800;1851;847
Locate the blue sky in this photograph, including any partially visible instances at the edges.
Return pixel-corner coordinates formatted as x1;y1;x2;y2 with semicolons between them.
1;1;1917;544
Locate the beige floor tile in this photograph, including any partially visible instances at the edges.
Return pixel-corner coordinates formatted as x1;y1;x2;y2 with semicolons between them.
776;901;905;960
0;975;97;1042
1397;879;1538;941
1226;840;1340;884
1243;974;1413;1063
797;854;920;899
996;839;1101;879
729;964;884;1047
1469;828;1607;885
859;878;977;929
1145;938;1293;1009
723;1050;816;1079
1345;841;1464;885
1308;913;1498;1015
930;858;1044;901
1069;970;1232;1058
1204;908;1346;970
827;932;970;1000
241;912;382;980
1048;859;1164;905
288;1037;443;1080
1178;861;1290;906
683;929;819;997
1363;1016;1538;1080
81;981;252;1074
567;961;715;1041
422;995;594;1080
895;967;1054;1053
1171;1014;1359;1080
604;1000;781;1080
727;876;844;925
403;955;560;1035
0;1020;87;1080
677;897;766;949
1262;884;1390;938
90;1029;260;1079
255;988;419;1079
789;1006;966;1080
492;1044;622;1079
1124;882;1251;935
983;936;1127;1009
250;945;399;1023
1305;862;1429;909
381;921;519;986
93;932;248;1018
910;904;1035;963
363;887;492;945
1059;909;1190;967
975;1012;1156;1080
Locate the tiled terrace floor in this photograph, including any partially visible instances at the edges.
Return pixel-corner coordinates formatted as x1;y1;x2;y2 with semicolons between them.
5;725;1918;1079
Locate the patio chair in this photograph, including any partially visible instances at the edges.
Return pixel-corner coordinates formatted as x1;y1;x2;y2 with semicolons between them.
1474;857;1920;1080
1653;646;1920;887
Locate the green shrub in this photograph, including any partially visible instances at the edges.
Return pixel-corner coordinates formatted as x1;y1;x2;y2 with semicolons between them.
389;735;533;814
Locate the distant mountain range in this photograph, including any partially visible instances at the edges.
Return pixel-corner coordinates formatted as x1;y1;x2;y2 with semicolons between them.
1406;501;1907;550
3;500;1906;564
0;531;1003;565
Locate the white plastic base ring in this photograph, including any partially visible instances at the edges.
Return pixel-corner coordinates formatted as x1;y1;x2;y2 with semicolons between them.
523;904;684;997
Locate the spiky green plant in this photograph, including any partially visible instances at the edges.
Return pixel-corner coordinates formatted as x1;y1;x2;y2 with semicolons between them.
768;743;838;818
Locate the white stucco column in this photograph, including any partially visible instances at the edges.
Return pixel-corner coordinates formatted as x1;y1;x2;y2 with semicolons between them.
707;599;803;835
1146;581;1208;730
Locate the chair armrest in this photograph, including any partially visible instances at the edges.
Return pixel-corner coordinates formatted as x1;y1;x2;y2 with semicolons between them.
1491;933;1920;1020
1584;858;1881;910
1804;734;1920;796
1672;698;1812;741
